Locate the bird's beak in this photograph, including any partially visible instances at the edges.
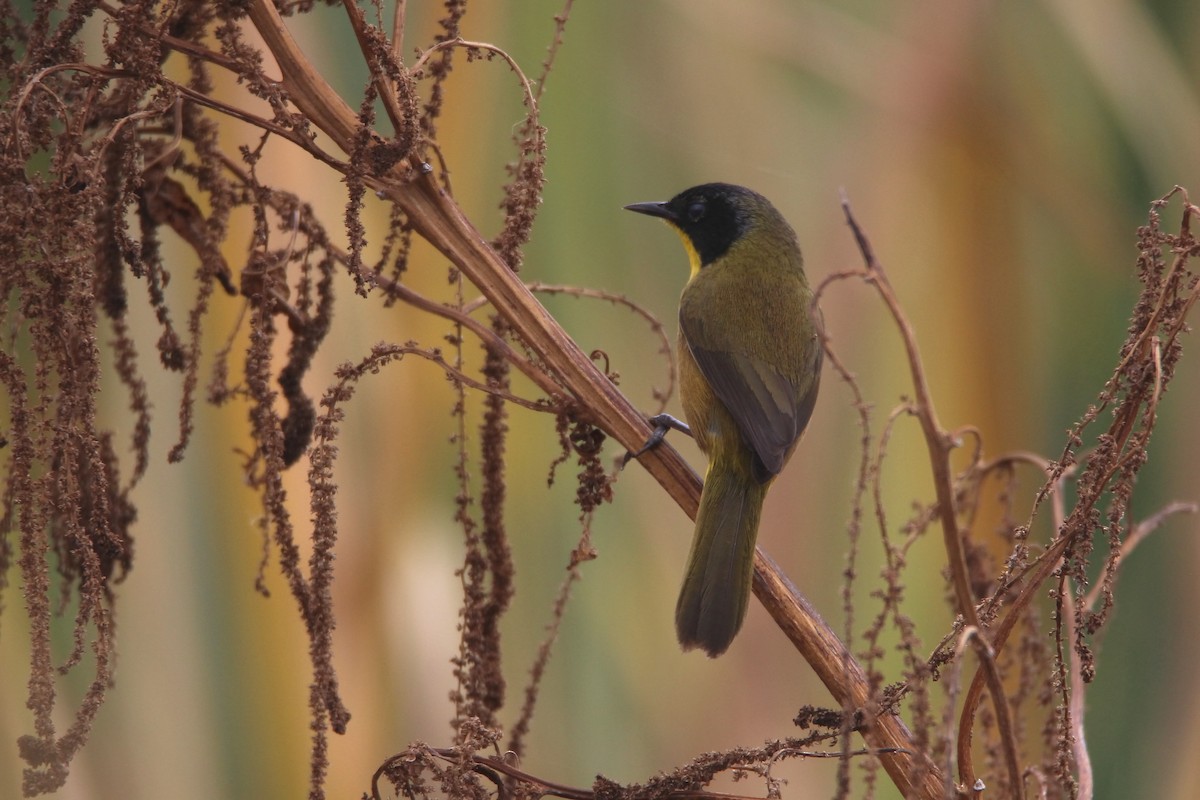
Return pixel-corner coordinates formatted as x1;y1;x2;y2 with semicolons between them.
624;201;677;221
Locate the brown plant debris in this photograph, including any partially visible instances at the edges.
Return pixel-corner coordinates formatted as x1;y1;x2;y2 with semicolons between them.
3;0;1198;799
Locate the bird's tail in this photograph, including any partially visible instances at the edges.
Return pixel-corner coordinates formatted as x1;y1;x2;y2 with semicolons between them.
675;464;767;657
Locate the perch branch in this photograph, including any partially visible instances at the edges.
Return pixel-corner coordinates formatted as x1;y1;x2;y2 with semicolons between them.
243;4;944;796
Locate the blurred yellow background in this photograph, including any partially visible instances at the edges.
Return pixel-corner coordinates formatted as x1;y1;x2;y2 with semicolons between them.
3;1;1199;798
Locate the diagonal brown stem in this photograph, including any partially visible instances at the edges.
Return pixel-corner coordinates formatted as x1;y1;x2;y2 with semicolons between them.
243;3;945;796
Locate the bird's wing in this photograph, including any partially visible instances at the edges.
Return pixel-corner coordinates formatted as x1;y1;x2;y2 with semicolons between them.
682;317;821;483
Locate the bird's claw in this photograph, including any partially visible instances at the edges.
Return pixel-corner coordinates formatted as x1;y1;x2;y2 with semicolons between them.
621;413;692;467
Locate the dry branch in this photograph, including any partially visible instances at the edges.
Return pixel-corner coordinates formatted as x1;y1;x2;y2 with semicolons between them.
5;2;1197;798
236;1;946;795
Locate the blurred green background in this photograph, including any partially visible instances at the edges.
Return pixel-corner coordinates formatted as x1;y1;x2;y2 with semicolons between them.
3;1;1199;798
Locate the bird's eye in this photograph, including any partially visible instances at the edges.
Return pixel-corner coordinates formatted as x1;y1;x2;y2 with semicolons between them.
686;200;706;222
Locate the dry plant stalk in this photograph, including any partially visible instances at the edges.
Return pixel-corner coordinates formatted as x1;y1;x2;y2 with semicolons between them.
1;2;1196;799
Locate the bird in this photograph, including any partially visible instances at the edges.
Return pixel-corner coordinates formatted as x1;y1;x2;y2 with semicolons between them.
625;182;823;657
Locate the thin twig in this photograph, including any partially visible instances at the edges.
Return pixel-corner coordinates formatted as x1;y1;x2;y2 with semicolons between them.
463;281;677;413
339;0;409;136
811;266;879;789
534;0;576;103
412;37;537;115
840;194;1025;799
390;0;407;62
352;266;565;404
1082;501;1198;612
1060;584;1092;800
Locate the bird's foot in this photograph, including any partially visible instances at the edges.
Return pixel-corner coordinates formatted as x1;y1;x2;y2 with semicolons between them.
621;413;692;467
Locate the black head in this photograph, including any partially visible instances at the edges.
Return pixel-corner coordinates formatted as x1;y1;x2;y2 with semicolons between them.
625;183;773;267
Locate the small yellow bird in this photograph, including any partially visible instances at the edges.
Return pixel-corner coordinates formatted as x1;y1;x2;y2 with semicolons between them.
626;183;822;657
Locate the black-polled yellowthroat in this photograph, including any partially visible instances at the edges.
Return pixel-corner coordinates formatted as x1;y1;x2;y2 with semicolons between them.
626;183;823;657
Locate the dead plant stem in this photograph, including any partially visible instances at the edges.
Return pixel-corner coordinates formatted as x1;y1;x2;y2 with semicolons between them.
841;196;1024;798
242;3;946;795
